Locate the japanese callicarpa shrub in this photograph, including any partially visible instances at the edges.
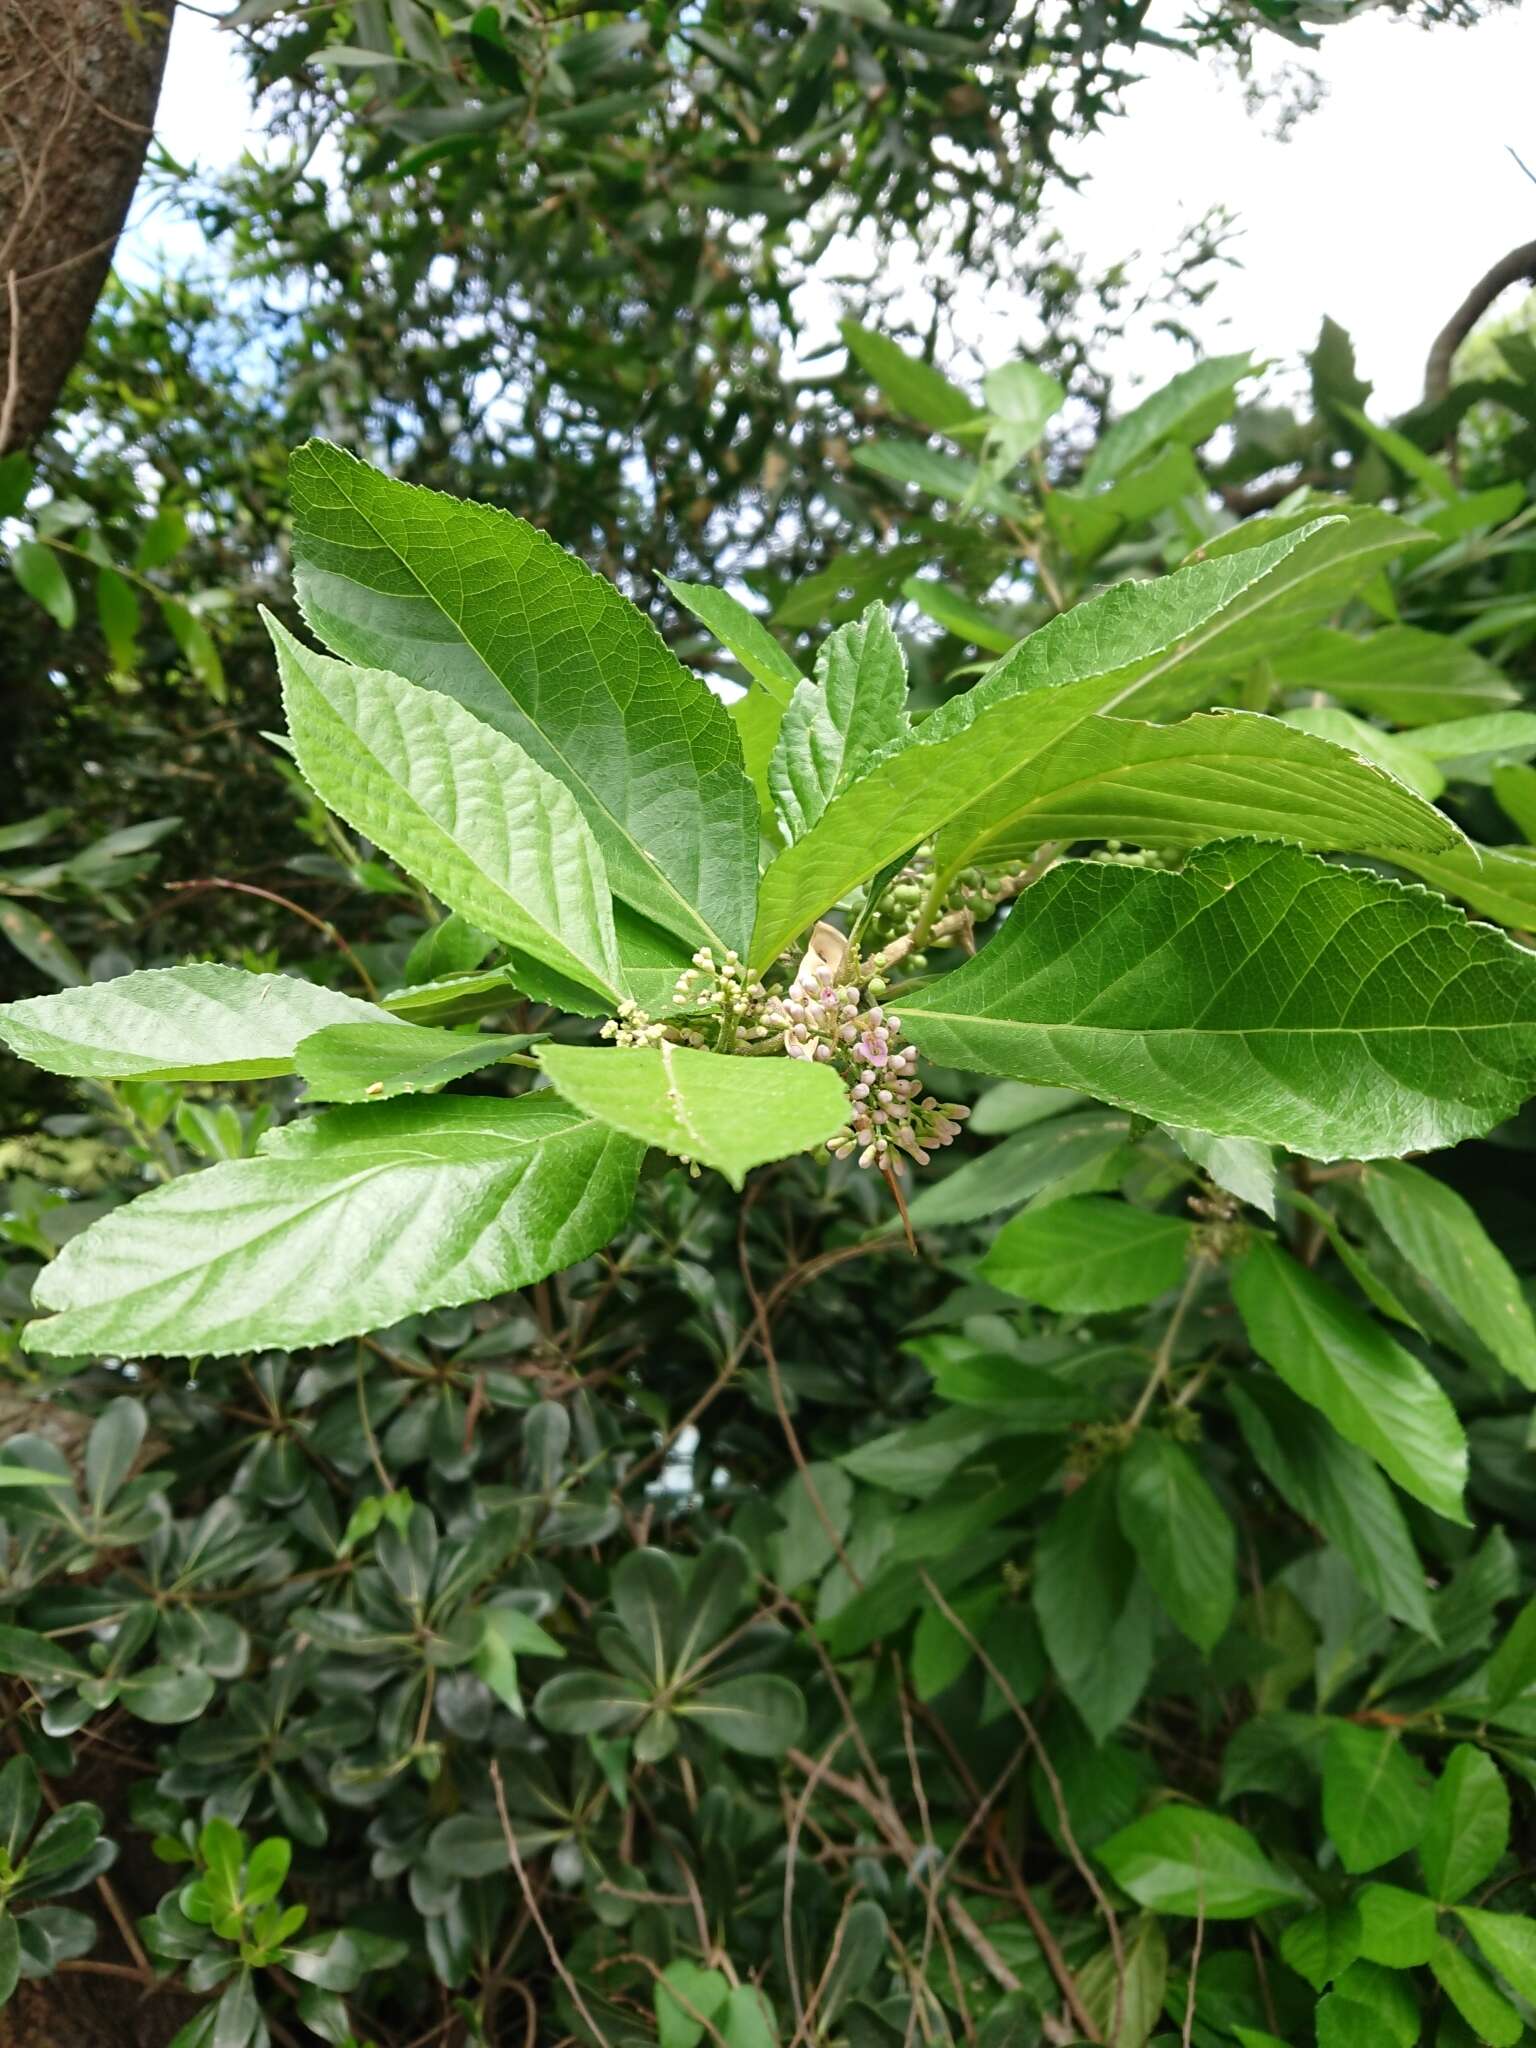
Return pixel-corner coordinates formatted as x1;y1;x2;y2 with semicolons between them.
4;440;1536;1363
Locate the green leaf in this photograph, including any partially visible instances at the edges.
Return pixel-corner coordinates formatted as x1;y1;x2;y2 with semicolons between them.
981;1197;1195;1312
981;358;1066;464
0;901;85;986
473;1606;565;1713
244;1837;290;1907
161;598;226;702
533;1668;649;1735
768;604;908;840
1032;1469;1154;1743
1281;1902;1363;1991
1095;1804;1307;1917
210;1970;260;2048
85;1397;147;1516
908;1341;1100;1429
719;1984;778;2048
751;517;1432;965
25;1096;642;1360
935;706;1454;883
1167;1127;1276;1218
1429;1936;1523;2048
1421;1747;1508;1904
1116;1436;1236;1654
819;1899;888;2023
1226;1380;1433;1634
0;450;32;519
1493;761;1536;842
1314;1991;1403;2048
773;541;932;632
1335;403;1457;501
288;441;757;958
96;566;142;671
1456;1908;1536;2004
839;1408;1004;1497
771;1462;854;1590
1082;353;1252;487
666;578;802;705
1233;1239;1468;1524
911;1586;1000;1702
678;1674;805;1756
905;1109;1131;1227
839;318;977;432
269;618;625;1006
1480;1593;1536;1712
1357;1161;1536;1389
852;438;1025;517
655;1960;731;2048
402;914;495;986
119;1665;217;1724
1077;1913;1167;2048
0;1915;21;2010
1322;1722;1432;1875
0;1625;88;1685
1279;705;1443;803
12;538;76;628
904;843;1536;1166
1390;839;1536;932
1410;711;1536;784
0;964;388;1082
0;1755;41;1862
294;1020;537;1102
0;1463;70;1492
1266;625;1518;727
1356;1884;1438;1968
537;1042;849;1189
134;503;189;571
1046;444;1204;560
728;683;786;835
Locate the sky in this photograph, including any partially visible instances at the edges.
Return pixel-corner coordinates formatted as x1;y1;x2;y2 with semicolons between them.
132;2;1536;420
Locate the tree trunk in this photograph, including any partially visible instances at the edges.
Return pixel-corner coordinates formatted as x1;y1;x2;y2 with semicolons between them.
0;0;172;456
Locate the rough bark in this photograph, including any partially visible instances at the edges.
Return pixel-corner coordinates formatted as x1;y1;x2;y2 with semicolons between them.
0;0;172;456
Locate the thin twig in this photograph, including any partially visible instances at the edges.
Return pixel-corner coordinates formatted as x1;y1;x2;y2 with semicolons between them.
782;1737;849;2042
1182;1886;1206;2048
1127;1253;1210;1431
0;269;21;454
489;1761;615;2048
916;1571;1114;2043
784;1749;1023;2000
162;878;378;997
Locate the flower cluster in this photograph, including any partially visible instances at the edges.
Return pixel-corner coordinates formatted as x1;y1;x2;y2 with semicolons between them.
599;944;967;1176
761;966;968;1175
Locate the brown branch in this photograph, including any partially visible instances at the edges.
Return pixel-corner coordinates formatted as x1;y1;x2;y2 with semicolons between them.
1424;239;1536;406
785;1748;1024;2001
916;1571;1117;2042
489;1760;615;2048
161;877;379;997
0;268;18;453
